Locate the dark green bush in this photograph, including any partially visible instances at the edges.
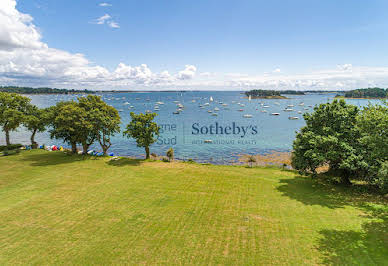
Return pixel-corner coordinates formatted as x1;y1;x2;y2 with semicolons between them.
375;161;388;193
2;147;20;156
0;144;22;152
166;148;174;162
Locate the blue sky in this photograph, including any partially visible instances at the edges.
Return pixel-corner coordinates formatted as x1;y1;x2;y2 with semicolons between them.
1;0;388;90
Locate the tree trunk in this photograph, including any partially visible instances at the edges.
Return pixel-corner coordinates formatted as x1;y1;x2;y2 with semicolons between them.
145;146;150;159
31;128;37;148
98;137;110;155
82;142;89;155
71;142;77;154
5;130;10;146
102;146;108;155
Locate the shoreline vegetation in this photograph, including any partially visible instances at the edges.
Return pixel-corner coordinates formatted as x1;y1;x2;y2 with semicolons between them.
244;89;305;99
336;87;388;99
0;86;95;94
244;95;289;99
2;86;385;96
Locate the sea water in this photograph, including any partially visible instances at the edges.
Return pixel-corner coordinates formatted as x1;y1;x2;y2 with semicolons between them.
0;91;381;163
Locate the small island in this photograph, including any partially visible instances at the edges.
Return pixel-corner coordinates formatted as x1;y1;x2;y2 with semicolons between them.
244;89;304;99
0;86;95;95
337;87;388;99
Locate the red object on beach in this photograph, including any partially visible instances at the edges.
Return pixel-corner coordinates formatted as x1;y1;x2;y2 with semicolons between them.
52;146;58;151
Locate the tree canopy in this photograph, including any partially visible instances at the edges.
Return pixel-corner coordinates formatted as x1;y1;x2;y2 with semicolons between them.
0;92;31;145
357;101;388;189
48;101;92;153
47;96;121;154
291;99;365;185
344;88;387;98
123;112;160;159
78;95;121;154
23;105;50;147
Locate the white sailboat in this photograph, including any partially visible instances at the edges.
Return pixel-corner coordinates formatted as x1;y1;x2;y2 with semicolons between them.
210;96;214;102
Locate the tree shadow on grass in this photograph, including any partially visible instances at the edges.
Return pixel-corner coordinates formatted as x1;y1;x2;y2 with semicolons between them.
277;174;386;209
276;175;352;209
317;204;388;265
106;157;142;167
277;174;388;264
22;151;95;166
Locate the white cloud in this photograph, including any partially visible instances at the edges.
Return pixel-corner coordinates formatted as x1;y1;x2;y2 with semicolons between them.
99;3;112;7
199;72;211;77
222;65;388;90
0;0;45;50
108;21;119;28
337;63;352;71
177;65;197;80
273;68;281;73
0;0;199;89
94;13;119;29
96;14;111;25
225;73;248;78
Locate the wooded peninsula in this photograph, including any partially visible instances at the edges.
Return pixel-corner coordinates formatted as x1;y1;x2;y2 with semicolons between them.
0;86;95;94
338;87;388;99
244;89;304;99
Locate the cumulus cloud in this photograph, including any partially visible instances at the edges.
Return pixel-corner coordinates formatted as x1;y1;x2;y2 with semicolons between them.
0;0;200;89
99;3;112;7
0;0;45;50
177;65;197;80
223;65;388;90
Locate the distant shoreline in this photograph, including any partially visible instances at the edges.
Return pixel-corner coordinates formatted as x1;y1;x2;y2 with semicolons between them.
244;95;289;99
335;96;388;100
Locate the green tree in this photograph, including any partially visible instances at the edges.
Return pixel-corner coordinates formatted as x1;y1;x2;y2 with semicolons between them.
357;101;388;185
0;92;31;146
48;101;92;154
292;100;365;185
23;105;49;148
247;155;257;168
123;112;160;159
78;95;121;155
166;147;174;162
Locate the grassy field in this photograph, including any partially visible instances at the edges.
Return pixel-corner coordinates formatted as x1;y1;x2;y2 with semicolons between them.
0;150;387;265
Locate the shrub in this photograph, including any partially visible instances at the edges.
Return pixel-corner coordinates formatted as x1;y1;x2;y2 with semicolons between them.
375;161;388;193
0;144;22;152
2;147;20;156
166;148;174;162
247;155;256;168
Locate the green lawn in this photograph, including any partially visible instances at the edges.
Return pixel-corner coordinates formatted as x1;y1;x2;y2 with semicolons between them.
0;150;387;265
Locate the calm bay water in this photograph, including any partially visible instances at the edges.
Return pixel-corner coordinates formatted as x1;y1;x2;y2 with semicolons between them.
1;91;381;163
